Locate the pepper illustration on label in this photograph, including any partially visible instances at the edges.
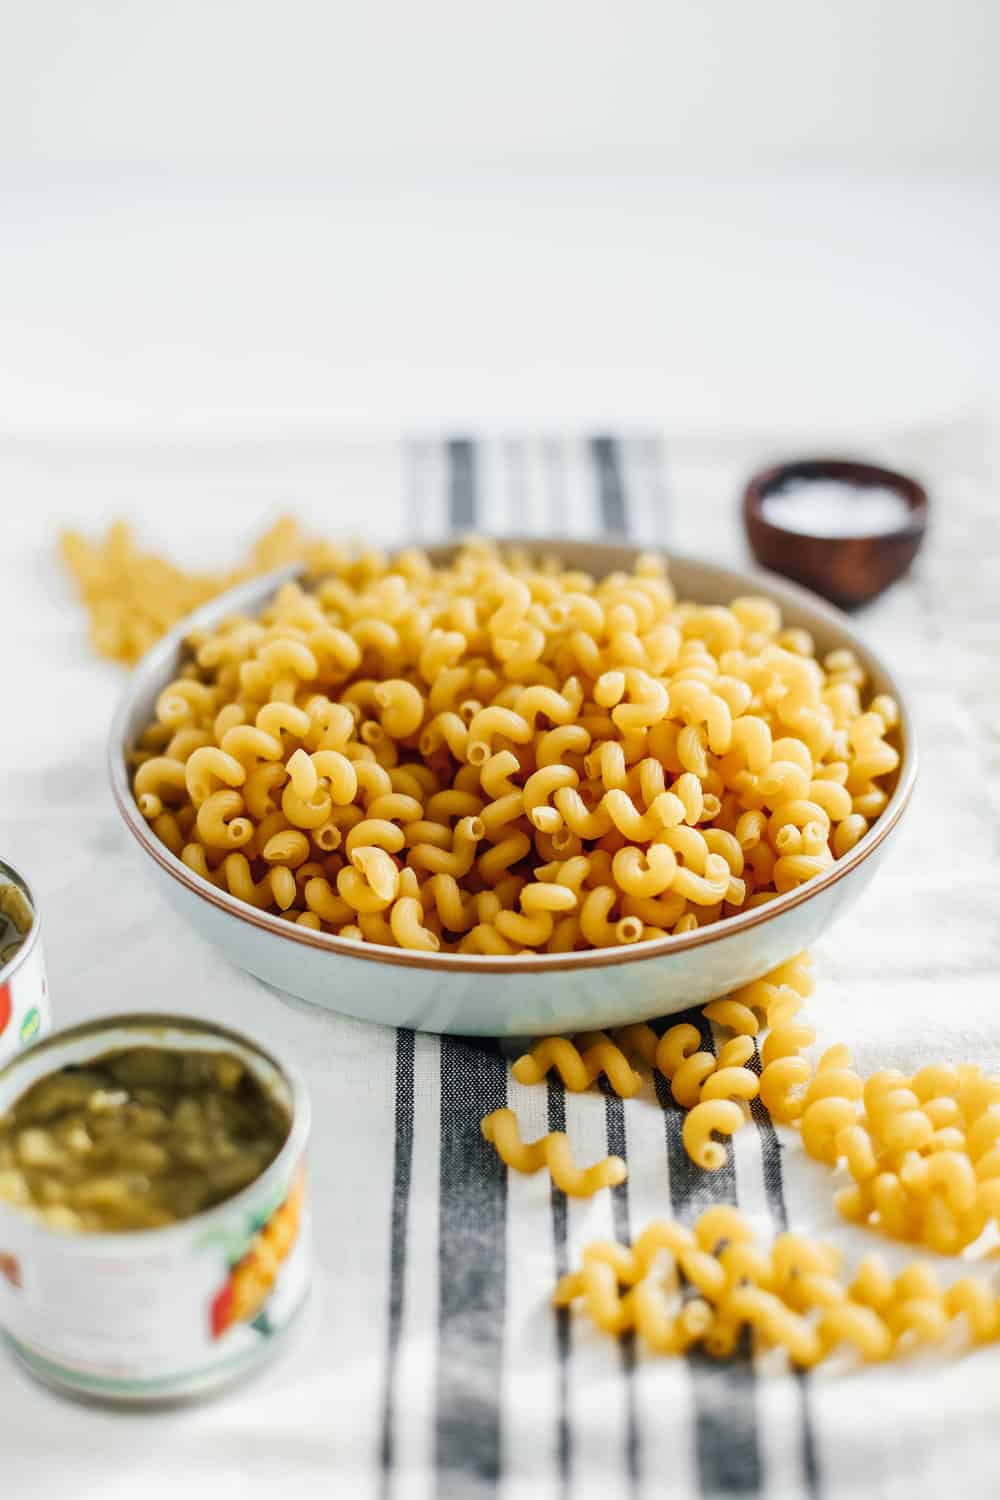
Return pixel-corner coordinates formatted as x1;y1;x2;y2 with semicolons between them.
210;1167;305;1339
0;983;11;1038
0;1252;21;1289
18;1007;40;1044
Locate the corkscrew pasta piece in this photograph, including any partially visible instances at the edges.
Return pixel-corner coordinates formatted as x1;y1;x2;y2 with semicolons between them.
760;1013;816;1067
682;1100;745;1171
802;1058;864;1107
600;1023;657;1076
720;1287;824;1367
759;1057;812;1123
817;1303;894;1363
553;1259;629;1334
612;843;678;898
390;896;440;952
689;1205;751;1256
573;1221;698;1292
836;1123;880;1182
555;1258;713;1353
195;790;254;849
714;1035;757;1070
628;1279;715;1355
511;1035;642;1098
699;1065;760;1104
670;1051;718;1109
654;1022;704;1079
702;998;760;1036
481;1109;626;1197
801;1097;861;1164
573;886;639;947
946;1278;1000;1341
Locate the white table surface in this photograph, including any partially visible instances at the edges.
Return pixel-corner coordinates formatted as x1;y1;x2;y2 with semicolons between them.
2;417;999;1500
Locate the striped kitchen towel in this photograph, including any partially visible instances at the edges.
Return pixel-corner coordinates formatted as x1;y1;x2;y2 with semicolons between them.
382;436;817;1500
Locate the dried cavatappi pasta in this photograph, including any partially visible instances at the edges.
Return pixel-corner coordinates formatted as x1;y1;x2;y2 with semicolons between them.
480;1109;626;1197
804;1058;1000;1255
60;517;347;666
130;542;901;953
556;1205;1000;1367
499;967;1000;1372
674;956;1000;1256
508;954;814;1171
500;954;1000;1369
512;1033;642;1096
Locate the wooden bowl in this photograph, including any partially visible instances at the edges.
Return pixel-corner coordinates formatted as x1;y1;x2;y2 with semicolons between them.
743;458;928;609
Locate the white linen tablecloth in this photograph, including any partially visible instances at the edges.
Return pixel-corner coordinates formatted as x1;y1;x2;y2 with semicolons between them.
1;425;999;1500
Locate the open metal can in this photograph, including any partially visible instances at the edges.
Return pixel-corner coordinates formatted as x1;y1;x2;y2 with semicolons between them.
0;858;50;1069
0;1013;311;1404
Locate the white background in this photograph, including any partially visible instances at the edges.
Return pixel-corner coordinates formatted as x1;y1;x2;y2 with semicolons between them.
4;1;999;172
0;2;998;445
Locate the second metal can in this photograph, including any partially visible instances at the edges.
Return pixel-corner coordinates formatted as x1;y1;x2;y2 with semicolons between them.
0;857;50;1071
0;1012;311;1404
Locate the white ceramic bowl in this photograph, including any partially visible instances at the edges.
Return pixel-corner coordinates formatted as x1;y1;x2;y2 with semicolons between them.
109;540;916;1036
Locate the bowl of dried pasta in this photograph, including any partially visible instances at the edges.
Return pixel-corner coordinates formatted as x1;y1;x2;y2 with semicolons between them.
108;538;915;1035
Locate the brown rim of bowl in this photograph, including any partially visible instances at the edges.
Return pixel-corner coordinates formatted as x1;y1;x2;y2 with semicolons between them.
109;546;918;976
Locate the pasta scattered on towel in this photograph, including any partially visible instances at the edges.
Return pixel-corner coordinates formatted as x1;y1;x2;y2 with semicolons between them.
556;1203;1000;1366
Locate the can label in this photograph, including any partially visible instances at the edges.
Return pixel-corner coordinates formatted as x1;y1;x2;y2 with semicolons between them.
0;1156;309;1400
0;939;50;1071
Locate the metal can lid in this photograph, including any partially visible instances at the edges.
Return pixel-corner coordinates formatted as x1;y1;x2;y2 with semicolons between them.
0;856;41;988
